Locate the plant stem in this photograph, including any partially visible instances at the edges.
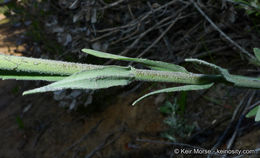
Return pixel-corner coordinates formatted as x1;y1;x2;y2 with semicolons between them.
0;54;104;76
132;68;224;85
1;54;259;88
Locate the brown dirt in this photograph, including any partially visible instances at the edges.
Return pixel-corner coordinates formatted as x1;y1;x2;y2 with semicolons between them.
0;19;25;56
0;88;167;158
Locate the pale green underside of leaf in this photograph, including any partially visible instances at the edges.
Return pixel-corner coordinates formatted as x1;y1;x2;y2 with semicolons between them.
23;66;133;95
256;106;260;121
0;70;67;81
185;58;260;88
253;48;260;62
246;105;260;122
132;83;214;106
0;75;65;81
82;49;188;73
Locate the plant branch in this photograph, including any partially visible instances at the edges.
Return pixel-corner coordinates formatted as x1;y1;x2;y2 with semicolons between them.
1;53;260;90
0;54;223;85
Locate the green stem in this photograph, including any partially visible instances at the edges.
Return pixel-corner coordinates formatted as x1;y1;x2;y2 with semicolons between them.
1;54;259;89
227;74;260;88
132;68;224;84
0;54;103;75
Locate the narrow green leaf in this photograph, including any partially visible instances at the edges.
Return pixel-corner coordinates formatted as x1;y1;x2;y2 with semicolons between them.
23;66;133;95
0;70;66;81
253;48;260;62
185;58;260;88
1;75;65;81
185;58;234;85
256;106;260;122
82;49;188;72
185;58;226;74
132;83;214;106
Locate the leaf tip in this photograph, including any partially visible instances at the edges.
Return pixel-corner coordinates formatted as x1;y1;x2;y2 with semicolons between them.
22;91;29;96
132;97;144;106
22;88;40;95
81;48;89;53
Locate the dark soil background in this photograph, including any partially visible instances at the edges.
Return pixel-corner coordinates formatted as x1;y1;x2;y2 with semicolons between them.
0;0;260;158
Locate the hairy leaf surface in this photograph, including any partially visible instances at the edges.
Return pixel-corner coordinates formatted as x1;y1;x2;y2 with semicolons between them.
23;66;133;95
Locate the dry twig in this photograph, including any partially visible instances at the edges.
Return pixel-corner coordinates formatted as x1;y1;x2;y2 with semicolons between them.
190;0;254;59
208;91;251;158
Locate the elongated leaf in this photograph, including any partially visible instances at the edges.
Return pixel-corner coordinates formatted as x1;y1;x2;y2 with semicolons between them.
132;83;214;106
1;75;64;81
0;70;66;81
23;66;133;95
253;48;260;62
82;49;188;72
185;58;260;88
256;106;260;121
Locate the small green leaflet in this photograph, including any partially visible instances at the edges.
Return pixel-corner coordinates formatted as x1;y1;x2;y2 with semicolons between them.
253;48;260;62
159;101;175;115
82;49;188;72
23;66;133;95
246;105;260;122
132;83;214;106
185;58;260;88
